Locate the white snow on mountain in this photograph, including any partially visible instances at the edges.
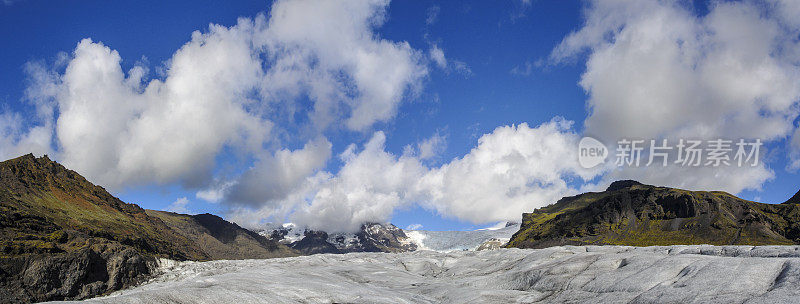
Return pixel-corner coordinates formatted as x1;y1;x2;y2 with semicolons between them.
403;222;520;252
66;245;800;303
257;222;520;253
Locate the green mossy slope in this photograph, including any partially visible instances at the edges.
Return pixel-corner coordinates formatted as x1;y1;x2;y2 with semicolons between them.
507;181;800;248
0;154;294;303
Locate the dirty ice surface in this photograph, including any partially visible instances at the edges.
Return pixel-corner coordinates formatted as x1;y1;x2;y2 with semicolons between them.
60;245;800;303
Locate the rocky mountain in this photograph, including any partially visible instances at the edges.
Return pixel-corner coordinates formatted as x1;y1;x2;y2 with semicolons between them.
403;222;520;252
507;180;800;249
0;154;295;303
262;222;417;254
145;211;297;260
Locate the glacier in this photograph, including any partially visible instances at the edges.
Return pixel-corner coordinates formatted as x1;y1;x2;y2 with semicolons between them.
56;245;800;303
404;222;520;252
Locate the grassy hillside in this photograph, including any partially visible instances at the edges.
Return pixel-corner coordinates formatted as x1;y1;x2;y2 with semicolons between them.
0;154;206;260
0;154;294;303
507;181;800;248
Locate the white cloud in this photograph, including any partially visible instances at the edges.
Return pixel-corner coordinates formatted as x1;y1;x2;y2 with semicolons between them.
53;33;268;190
451;60;473;77
0;112;52;160
16;0;428;191
0;62;57;161
551;0;800;193
405;223;423;230
426;5;440;26
231;118;603;232
429;45;447;69
167;197;191;214
417;132;446;160
416;118;602;223
261;0;428;131
510;61;534;76
196;181;234;203
404;132;446;161
790;127;800;170
10;0;798;233
226;138;332;207
427;44;471;77
286;132;427;232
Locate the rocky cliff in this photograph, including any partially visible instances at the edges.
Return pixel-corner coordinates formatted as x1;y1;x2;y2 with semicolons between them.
264;222;417;255
507;180;800;248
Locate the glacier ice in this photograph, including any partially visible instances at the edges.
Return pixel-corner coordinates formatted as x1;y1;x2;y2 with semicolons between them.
404;222;520;252
55;245;800;303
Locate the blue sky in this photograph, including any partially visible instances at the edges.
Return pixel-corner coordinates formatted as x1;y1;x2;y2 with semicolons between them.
2;0;799;232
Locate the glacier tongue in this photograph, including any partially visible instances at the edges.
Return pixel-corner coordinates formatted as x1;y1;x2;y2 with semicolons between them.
403;222;520;252
66;245;800;304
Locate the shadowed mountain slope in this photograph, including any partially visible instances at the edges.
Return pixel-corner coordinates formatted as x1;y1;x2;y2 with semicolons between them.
507;181;800;249
146;211;297;259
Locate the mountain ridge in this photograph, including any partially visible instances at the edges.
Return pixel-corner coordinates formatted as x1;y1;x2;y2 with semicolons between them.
0;154;295;303
507;181;800;249
263;222;418;254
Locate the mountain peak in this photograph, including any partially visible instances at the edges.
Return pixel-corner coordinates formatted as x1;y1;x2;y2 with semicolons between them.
606;180;644;191
508;183;800;249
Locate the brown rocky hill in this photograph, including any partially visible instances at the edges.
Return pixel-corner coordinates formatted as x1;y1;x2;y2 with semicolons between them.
507;180;800;249
0;154;295;303
146;211;296;260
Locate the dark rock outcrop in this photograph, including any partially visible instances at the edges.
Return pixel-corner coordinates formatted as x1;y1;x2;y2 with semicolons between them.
291;231;341;255
606;180;643;191
271;222;417;254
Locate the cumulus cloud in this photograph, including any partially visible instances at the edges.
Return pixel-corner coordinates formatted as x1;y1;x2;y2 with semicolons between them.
226;138;332;207
261;0;428;131
54;32;268;189
230;118;603;232
404;132;446;161
166;197;191;214
790;127;800;170
552;0;800;193
416;118;601;223
10;0;799;233
15;0;427;191
417;132;446;160
196;181;234;203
